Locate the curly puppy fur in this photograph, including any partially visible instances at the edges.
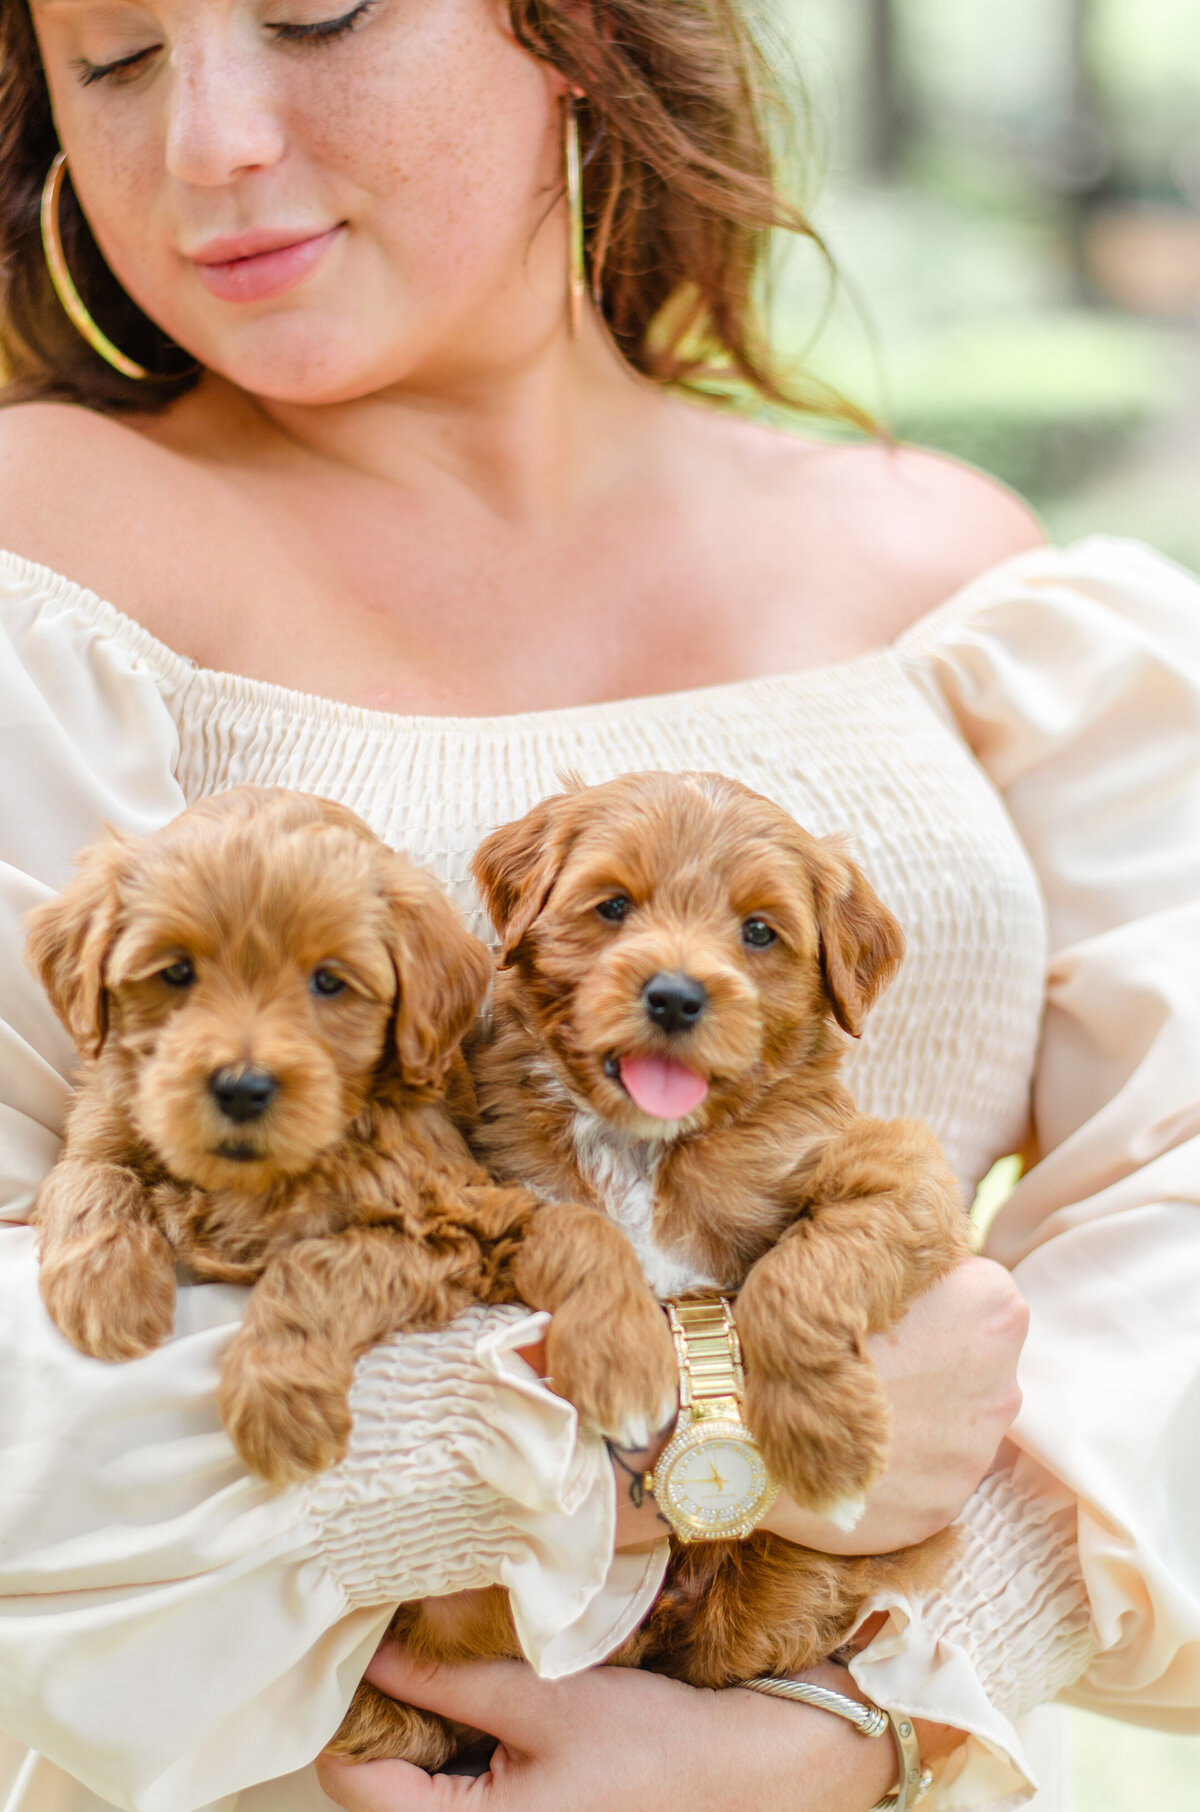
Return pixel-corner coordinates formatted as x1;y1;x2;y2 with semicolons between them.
334;771;968;1767
28;785;679;1767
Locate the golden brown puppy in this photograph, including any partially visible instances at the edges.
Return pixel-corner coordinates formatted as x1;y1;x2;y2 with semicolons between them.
463;771;967;1687
29;784;682;1769
326;772;969;1770
26;785;672;1491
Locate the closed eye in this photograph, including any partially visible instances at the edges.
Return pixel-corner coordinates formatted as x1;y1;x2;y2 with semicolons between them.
74;45;161;86
269;0;378;44
72;0;376;84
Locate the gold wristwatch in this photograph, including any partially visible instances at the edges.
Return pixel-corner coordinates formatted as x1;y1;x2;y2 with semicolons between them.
645;1296;778;1541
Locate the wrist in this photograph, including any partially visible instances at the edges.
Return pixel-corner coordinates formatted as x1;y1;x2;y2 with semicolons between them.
610;1432;672;1550
911;1715;968;1769
789;1661;965;1801
733;1663;898;1812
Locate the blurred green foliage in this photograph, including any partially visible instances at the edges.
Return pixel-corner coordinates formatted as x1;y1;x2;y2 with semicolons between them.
881;312;1173;497
759;0;1200;570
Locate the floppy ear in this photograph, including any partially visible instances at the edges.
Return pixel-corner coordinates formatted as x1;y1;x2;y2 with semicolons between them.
25;834;130;1058
380;856;494;1090
809;839;905;1038
470;792;581;967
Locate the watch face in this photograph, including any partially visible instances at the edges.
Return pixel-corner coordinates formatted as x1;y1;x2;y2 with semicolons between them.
657;1421;777;1538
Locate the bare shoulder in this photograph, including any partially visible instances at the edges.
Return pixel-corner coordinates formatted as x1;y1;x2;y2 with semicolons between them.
0;400;180;574
783;436;1046;630
0;398;254;643
837;439;1046;561
693;408;1048;641
0;397;170;489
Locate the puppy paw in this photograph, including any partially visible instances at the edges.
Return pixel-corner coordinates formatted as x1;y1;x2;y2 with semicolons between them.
742;1366;889;1515
824;1495;869;1534
547;1287;678;1450
39;1222;176;1361
218;1338;352;1485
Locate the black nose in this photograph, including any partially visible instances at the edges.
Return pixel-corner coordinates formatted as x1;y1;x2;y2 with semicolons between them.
642;972;707;1036
209;1067;278;1123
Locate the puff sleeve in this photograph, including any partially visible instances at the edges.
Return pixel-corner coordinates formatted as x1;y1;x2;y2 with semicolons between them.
849;537;1200;1808
0;565;660;1812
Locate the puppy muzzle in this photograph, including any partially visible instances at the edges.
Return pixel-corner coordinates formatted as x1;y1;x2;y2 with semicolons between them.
642;972;708;1037
209;1066;279;1124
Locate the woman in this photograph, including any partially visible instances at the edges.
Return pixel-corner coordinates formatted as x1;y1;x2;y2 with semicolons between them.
0;1;1195;1809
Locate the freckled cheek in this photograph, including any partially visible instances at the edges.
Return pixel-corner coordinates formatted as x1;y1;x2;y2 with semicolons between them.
53;106;177;305
296;45;558;276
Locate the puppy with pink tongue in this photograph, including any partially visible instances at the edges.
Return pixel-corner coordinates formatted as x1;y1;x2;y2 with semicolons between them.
454;772;965;1715
466;769;958;1324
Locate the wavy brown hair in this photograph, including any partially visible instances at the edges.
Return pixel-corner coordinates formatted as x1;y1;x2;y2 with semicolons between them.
0;0;853;420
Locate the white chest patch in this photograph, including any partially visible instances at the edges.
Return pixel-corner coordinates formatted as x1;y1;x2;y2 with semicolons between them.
569;1112;721;1299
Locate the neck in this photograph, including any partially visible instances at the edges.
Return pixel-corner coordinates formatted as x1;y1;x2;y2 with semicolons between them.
206;305;665;529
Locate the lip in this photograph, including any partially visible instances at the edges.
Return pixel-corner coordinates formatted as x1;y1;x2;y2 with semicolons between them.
186;225;344;303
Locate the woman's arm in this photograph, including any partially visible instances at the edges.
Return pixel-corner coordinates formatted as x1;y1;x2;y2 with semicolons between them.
316;1646;901;1812
846;534;1200;1807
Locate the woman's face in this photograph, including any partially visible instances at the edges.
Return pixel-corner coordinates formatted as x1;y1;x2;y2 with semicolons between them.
30;0;569;401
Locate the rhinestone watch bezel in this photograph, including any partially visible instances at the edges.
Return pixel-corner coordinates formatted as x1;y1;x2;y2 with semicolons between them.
649;1413;779;1541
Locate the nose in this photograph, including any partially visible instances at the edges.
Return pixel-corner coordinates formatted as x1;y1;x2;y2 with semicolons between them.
642;972;707;1036
165;40;287;188
209;1067;278;1122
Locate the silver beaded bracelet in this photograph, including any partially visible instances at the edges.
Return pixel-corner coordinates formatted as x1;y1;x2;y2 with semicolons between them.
739;1676;935;1812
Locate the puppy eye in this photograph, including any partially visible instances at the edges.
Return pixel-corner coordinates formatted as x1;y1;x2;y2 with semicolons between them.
159;958;196;988
311;967;347;997
742;918;776;949
596;895;632;923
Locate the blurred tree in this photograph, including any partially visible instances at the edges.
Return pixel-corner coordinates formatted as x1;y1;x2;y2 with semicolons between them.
861;0;909;175
1061;0;1115;297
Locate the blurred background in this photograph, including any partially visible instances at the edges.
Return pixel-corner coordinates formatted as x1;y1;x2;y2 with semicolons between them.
764;0;1200;574
2;2;1193;1801
759;2;1200;1804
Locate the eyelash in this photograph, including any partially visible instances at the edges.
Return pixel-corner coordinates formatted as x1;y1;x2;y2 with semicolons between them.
74;0;376;87
273;0;377;44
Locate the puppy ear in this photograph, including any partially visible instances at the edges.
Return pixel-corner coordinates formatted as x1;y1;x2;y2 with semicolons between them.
809;840;904;1038
380;857;494;1090
25;834;130;1057
471;793;580;967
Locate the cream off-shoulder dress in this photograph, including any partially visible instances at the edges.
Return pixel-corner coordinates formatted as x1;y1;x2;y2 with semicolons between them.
0;535;1197;1812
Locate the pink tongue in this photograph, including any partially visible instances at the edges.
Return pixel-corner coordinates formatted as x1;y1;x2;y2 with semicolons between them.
618;1055;709;1120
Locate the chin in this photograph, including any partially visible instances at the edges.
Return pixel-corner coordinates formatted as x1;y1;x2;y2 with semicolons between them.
184;307;407;407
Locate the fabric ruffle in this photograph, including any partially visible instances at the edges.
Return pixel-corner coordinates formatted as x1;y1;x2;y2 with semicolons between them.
300;1305;667;1676
851;1453;1096;1809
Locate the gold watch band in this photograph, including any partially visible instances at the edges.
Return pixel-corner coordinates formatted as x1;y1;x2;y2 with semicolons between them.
666;1297;744;1421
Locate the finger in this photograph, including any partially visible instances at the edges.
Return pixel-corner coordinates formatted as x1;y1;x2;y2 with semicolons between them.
364;1645;570;1754
316;1750;460;1810
952;1259;1028;1429
950;1256;1029;1347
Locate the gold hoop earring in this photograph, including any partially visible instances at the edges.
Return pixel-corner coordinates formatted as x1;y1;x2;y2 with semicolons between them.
564;91;586;336
40;152;150;381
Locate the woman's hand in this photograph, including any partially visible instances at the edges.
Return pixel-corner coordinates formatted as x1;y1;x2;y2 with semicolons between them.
603;1255;1028;1556
773;1254;1028;1555
316;1647;900;1812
